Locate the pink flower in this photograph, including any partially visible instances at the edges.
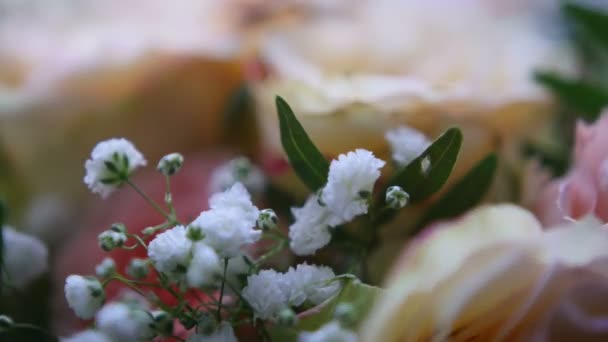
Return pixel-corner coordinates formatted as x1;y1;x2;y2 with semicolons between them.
535;111;608;225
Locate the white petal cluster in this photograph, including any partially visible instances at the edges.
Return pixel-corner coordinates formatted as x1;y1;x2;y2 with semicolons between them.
148;225;192;275
192;183;261;257
186;242;221;288
243;264;340;320
385;126;430;166
288;196;332;256
95;302;154;342
209;157;266;195
187;322;237;342
299;322;358;342
64;275;105;319
61;330;112;342
2;226;48;288
322;149;385;226
95;257;116;278
84;138;146;198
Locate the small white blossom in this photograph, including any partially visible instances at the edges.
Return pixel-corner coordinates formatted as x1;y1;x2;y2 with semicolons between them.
96;302;154;342
288;196;332;256
385;186;410;209
299;322;358;342
286;263;341;306
385;126;431;167
65;275;105;319
84;138;146;198
3;226;48;288
61;330;112;342
421;156;432;175
242;270;289;320
322;149;385;226
157;153;184;176
126;258;149;279
209;157;266;195
186;242;221;288
187;322;237;342
192;183;261;257
95;258;116;278
98;230;127;251
148;225;192;275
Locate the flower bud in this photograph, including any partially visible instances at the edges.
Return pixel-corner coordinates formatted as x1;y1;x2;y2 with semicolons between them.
110;223;127;234
257;209;278;231
95;257;116;278
151;310;173;336
421;156;432;175
157;153;184;176
186;225;204;241
277;308;298;327
142;227;156;236
385;186;410;209
333;303;356;327
0;315;13;331
127;258;150;279
98;230;127;251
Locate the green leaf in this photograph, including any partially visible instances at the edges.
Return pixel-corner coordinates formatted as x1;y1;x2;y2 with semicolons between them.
270;278;381;340
564;3;608;48
535;72;608;121
415;154;497;231
276;96;330;191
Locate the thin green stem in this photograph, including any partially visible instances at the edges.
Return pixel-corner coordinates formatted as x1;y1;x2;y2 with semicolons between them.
125;179;175;223
217;258;230;321
126;233;148;250
165;175;177;218
255;240;287;267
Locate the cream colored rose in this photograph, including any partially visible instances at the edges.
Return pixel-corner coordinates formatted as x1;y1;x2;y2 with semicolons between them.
362;205;608;341
251;0;577;195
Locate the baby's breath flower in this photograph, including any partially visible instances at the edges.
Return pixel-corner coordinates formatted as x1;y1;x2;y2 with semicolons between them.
147;225;192;275
2;226;48;288
84;138;146;198
95;258;116;278
242;269;289;320
61;330;112;342
110;223;127;234
286;263;341;306
186;242;221;288
192;183;261;257
157;153;184;176
322;149;385;226
385;126;431;167
95;302;154;342
385;186;410;209
257;208;279;231
288;196;332;256
126;258;149;279
64;275;105;319
278;308;298;327
209;157;266;195
187;322;236;342
298;322;358;342
98;230;127;251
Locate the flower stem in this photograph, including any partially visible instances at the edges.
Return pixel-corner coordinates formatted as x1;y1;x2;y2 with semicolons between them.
217;258;230;321
125;179;177;224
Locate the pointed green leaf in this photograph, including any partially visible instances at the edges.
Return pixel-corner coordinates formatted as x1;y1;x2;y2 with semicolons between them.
276;96;330;191
564;3;608;48
270;279;381;340
535;72;608;121
415;153;497;231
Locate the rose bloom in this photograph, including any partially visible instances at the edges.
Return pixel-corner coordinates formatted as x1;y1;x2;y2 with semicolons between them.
535;110;608;226
250;0;577;197
362;204;608;341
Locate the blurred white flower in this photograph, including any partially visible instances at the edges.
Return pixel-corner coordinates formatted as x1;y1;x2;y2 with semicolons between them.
95;257;116;278
186;242;221;288
284;263;340;307
187;322;237;342
148;225;192;274
322;149;385;226
97;230;127;251
209;157;266;195
64;275;105;319
288;195;332;256
242;269;289;320
385;126;430;166
2;226;48;288
95;302;154;342
84;138;146;198
157;152;184;176
61;330;112;342
299;322;357;342
192;183;261;257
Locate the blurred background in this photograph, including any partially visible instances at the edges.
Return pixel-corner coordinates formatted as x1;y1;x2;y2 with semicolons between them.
1;0;607;340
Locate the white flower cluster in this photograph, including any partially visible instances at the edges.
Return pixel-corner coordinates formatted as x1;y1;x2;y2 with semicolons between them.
299;321;358;342
289;149;385;255
242;263;340;320
385;126;430;167
64;275;105;319
84;138;146;198
209;156;266;195
2;226;48;289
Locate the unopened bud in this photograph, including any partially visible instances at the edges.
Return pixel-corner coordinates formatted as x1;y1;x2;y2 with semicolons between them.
186;225;204;241
152;310;173;336
142;227;156;236
95;257;116;278
157;153;184;176
385;186;410;209
127;258;149;279
257;209;278;231
98;230;127;251
277;308;298;327
110;223;127;234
